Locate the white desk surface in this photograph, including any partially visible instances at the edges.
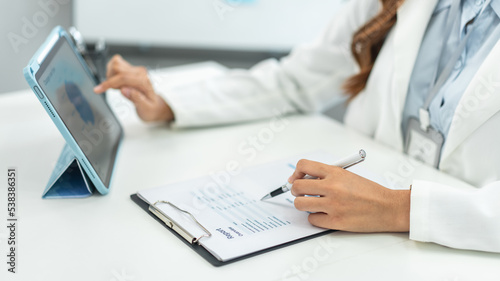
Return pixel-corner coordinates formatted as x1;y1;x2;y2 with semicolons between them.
1;89;499;281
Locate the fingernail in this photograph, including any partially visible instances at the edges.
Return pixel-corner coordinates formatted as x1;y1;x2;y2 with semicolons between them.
122;88;131;98
288;176;293;183
93;85;103;93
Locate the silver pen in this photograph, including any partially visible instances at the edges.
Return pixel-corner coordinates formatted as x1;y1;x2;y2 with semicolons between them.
260;149;366;201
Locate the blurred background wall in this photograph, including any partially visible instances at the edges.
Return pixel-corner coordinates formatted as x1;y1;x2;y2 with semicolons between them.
0;0;347;123
0;0;73;93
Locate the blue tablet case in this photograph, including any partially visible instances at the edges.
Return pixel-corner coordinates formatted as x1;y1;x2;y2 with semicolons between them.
42;144;96;199
24;26;111;199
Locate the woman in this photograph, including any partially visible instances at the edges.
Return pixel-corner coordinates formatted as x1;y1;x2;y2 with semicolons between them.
94;0;500;252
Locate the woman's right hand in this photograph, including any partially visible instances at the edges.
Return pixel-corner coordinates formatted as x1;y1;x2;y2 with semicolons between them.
93;54;174;122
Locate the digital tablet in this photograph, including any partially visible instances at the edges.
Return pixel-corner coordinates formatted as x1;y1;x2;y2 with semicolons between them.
23;26;123;195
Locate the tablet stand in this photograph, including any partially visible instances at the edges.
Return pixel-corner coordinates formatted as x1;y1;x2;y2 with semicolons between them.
42;144;96;199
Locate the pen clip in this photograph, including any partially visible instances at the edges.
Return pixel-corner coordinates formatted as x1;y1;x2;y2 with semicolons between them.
341;158;364;169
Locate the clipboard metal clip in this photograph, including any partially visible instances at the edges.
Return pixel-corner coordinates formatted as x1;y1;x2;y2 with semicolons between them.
149;200;212;244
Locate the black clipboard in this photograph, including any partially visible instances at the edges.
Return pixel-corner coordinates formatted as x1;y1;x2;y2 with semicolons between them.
130;193;334;267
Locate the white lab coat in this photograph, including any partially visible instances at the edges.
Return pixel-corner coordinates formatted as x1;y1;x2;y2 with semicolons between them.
156;0;500;252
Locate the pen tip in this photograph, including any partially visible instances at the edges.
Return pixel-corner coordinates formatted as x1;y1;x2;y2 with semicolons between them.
260;194;271;201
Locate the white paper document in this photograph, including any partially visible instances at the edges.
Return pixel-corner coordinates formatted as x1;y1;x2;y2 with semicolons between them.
138;151;385;262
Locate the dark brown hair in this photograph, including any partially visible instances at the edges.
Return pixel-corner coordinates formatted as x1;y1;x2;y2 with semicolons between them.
343;0;404;99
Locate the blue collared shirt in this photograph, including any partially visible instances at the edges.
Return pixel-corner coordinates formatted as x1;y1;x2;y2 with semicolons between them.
402;0;500;139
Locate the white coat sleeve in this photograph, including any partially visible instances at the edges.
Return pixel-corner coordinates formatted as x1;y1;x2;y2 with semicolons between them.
152;0;381;128
410;180;500;252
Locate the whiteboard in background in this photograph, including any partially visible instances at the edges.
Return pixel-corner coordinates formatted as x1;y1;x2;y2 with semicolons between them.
74;0;346;52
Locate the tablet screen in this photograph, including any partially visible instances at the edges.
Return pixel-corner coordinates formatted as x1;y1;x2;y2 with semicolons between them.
36;37;121;188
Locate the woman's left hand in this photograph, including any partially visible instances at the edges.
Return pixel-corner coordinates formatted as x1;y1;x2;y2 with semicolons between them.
290;159;410;232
